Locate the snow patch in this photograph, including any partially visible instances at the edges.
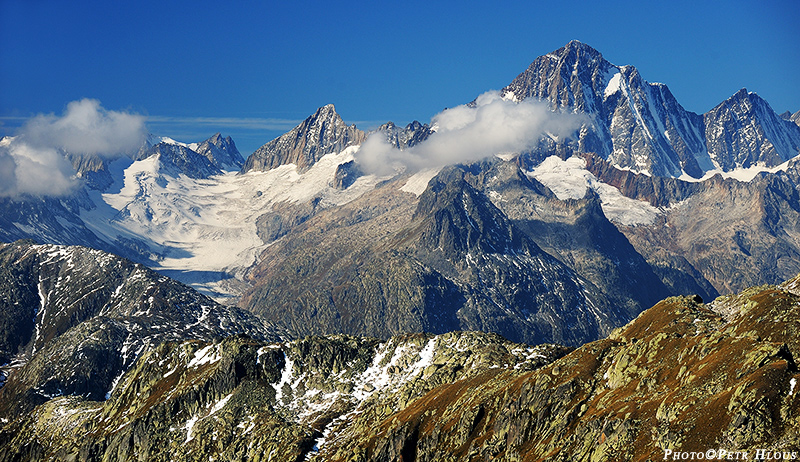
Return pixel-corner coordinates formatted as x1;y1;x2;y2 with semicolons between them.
678;157;796;183
529;156;661;226
352;338;439;401
400;167;442;196
604;72;622;98
272;352;295;403
501;91;519;102
187;345;221;368
184;415;199;443
208;392;233;416
105;370;126;400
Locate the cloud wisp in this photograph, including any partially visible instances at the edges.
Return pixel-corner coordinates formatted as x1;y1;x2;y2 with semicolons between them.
145;115;302;132
0;99;147;197
354;91;585;175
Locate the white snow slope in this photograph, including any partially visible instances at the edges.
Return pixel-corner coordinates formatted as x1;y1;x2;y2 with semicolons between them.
80;145;387;302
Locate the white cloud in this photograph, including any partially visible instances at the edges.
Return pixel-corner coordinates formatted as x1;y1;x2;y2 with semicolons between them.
21;99;146;157
0;99;147;198
354;91;586;175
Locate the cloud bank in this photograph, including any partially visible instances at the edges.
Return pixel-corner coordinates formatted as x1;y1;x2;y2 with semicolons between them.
354;91;585;175
0;99;147;197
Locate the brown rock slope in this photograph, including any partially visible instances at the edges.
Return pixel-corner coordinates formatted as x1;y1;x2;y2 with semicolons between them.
319;276;800;460
1;275;799;460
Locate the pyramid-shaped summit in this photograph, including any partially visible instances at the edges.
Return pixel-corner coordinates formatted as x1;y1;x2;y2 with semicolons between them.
501;40;711;178
242;104;367;172
704;88;800;171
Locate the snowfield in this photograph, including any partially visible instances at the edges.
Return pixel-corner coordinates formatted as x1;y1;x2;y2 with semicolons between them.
76;137;798;303
529;155;662;226
80;146;388;301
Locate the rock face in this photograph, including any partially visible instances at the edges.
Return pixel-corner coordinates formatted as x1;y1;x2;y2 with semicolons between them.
377;120;433;149
332;160;363;190
502;40;800;178
502;40;711;177
194;133;245;170
0;241;284;417
137;142;223;179
570;151;800;296
2;275;799;461
240;159;677;347
612;162;800;295
241;104;367;172
704;89;800;171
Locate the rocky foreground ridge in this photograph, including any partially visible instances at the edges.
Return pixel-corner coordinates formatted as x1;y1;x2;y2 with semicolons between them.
0;241;284;419
2;272;799;460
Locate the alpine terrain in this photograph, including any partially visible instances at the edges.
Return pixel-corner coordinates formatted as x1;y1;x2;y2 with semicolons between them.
1;40;800;460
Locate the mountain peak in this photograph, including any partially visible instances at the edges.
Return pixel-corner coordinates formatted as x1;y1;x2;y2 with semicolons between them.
501;41;707;177
501;42;800;178
196;132;244;170
241;104;366;172
556;39;603;58
705;87;800;170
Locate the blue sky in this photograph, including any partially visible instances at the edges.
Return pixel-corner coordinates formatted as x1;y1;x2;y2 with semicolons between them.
1;0;798;154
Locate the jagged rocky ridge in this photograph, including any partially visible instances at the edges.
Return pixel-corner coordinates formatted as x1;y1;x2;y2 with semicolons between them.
242;104;367;172
240;158;685;347
2;273;799;460
194;133;245;171
242;106;431;176
0;241;284;418
377;120;433;150
135;133;247;180
704;89;800;171
502;40;800;177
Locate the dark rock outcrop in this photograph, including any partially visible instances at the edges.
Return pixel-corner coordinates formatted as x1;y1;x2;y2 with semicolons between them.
195;133;245;170
377;120;433;150
332;160;363;190
0;241;284;417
